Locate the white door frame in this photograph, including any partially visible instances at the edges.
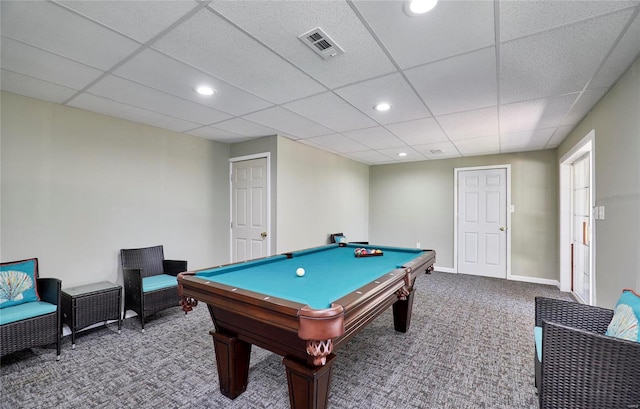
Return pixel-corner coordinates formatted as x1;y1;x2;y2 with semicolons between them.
229;152;271;262
559;130;595;303
454;164;512;277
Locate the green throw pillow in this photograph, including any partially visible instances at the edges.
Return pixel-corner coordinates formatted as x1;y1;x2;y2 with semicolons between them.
606;289;640;342
0;258;40;308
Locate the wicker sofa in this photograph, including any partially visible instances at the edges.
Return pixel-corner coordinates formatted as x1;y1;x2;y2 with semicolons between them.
0;258;62;360
534;297;640;409
121;245;187;331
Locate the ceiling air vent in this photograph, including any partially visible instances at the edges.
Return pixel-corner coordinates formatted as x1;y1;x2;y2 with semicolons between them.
298;27;344;59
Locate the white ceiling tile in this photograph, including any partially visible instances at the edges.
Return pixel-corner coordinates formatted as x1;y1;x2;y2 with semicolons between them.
353;0;495;68
67;93;200;132
304;134;370;153
1;69;78;104
56;0;199;43
152;8;326;104
335;73;430;125
546;125;574;148
282;92;376;132
343;150;396;165
241;107;333;139
561;88;609;126
500;0;638;42
405;47;497;116
454;135;500;156
342;127;406;150
0;1;636;161
500;9;635;103
590;12;640;89
187;126;249;143
211;118;277;138
0;37;103;90
500;128;555;152
385;117;448;145
86;75;232;125
437;107;499;140
210;1;396;89
500;94;578;134
413;141;462;159
0;1;140;70
114;49;272;116
376;146;426;162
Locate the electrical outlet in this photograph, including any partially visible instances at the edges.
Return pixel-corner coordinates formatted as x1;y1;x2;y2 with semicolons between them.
416;242;421;248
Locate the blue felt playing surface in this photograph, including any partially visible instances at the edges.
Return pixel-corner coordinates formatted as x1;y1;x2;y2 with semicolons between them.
195;244;423;309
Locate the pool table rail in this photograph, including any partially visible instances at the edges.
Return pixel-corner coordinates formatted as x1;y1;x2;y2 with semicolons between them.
176;246;436;409
178;272;342;364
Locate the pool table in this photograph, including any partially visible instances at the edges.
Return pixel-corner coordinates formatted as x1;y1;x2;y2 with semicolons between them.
177;243;435;409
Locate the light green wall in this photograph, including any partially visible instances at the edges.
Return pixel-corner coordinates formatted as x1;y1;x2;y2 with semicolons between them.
276;137;369;253
370;150;558;280
1;91;230;288
5;55;637;303
558;57;640;308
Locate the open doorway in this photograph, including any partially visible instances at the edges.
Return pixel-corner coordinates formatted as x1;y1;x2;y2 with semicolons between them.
559;130;595;304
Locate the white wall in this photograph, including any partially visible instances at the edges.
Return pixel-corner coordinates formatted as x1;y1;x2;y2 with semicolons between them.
276;137;369;253
1;92;230;288
370;150;558;280
558;57;640;308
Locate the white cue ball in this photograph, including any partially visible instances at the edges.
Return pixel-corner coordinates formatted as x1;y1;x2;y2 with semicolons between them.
296;267;305;277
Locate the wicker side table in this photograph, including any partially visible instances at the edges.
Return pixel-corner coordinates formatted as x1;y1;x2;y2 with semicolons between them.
62;281;122;349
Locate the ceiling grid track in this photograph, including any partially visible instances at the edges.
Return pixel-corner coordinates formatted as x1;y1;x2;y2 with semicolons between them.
346;0;462;158
59;1;212;106
494;0;503;153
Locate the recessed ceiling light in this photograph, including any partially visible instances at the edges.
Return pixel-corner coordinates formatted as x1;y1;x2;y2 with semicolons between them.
405;0;438;16
195;86;215;96
374;102;391;112
398;152;408;157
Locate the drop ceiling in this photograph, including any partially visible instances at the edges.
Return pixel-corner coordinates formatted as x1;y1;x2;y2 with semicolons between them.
1;1;639;165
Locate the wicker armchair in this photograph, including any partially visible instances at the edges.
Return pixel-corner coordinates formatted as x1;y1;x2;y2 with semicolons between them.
535;297;640;409
121;245;187;331
0;259;62;360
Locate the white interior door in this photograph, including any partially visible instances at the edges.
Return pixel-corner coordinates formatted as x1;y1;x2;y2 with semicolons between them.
571;153;592;304
231;157;268;262
457;168;507;278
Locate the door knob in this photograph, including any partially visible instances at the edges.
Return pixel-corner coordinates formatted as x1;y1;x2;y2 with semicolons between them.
261;231;267;238
499;226;506;231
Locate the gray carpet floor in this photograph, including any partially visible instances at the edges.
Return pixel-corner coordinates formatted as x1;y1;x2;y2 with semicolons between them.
0;272;572;409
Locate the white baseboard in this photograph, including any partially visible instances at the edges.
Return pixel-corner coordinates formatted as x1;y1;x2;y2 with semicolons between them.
62;314;134;337
61;318;122;337
423;266;560;287
508;274;560;287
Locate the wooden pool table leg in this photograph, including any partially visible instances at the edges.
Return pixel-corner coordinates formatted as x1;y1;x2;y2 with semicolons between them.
211;331;252;399
392;289;415;333
283;354;335;409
